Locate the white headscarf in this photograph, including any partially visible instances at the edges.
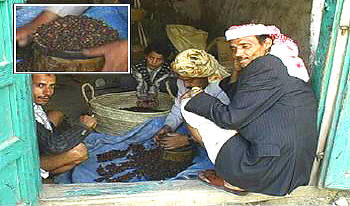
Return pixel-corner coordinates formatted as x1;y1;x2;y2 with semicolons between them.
33;103;52;132
225;24;309;82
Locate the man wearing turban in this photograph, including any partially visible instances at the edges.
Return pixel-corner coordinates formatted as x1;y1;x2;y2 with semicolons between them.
182;24;318;196
154;49;230;150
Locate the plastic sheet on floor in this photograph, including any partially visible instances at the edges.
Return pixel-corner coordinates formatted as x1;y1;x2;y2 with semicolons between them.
55;116;214;184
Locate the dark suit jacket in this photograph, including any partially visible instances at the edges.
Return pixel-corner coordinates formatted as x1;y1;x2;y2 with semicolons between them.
185;55;318;196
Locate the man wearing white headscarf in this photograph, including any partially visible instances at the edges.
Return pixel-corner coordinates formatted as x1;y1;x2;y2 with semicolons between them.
182;24;318;196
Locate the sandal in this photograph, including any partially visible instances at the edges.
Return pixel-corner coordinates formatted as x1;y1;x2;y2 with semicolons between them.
198;169;248;196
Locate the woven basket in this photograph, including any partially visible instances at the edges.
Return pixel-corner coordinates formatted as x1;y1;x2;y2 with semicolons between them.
161;145;195;162
82;83;173;136
33;42;104;72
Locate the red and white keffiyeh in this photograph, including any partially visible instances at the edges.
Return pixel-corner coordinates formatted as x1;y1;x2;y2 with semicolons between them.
225;24;309;82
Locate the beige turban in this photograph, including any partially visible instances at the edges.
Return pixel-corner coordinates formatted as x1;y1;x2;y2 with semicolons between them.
171;49;230;82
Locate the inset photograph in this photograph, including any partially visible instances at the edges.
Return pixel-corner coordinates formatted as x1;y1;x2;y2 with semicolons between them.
14;4;130;73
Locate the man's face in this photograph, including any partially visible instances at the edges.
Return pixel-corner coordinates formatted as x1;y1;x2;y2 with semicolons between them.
32;74;56;105
178;75;208;89
230;35;272;69
146;51;164;69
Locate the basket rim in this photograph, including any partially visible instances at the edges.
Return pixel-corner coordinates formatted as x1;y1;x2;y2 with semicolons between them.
89;91;172;115
33;38;104;59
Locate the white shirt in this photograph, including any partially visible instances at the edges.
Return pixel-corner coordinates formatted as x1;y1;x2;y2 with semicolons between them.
33;103;52;132
33;103;51;178
164;79;230;130
180;90;237;164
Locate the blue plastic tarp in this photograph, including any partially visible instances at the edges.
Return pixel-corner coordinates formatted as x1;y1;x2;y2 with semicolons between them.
16;6;46;28
55;117;214;184
84;6;128;39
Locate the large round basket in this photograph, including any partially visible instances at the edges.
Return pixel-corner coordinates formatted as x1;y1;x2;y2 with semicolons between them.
82;83;174;136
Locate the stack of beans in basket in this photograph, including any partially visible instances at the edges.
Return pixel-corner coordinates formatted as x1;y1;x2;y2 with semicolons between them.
32;15;119;71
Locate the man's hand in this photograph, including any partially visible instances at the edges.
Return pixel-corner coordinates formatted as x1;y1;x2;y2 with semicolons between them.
154;125;172;143
181;87;203;100
158;132;190;150
186;124;203;146
83;40;128;72
47;110;64;127
80;115;97;130
16;10;59;47
16;25;35;47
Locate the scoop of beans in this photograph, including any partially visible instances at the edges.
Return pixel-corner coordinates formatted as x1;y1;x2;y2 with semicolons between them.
33;15;119;52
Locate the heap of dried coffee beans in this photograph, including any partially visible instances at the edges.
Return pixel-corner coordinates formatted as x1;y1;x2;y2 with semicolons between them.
95;144;193;182
33;15;119;51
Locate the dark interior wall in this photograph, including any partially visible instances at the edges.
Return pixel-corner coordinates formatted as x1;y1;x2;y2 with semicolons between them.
201;0;313;66
141;0;312;65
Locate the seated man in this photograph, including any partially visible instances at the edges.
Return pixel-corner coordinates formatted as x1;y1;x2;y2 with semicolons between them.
131;41;176;108
154;49;231;150
32;74;96;175
181;24;317;196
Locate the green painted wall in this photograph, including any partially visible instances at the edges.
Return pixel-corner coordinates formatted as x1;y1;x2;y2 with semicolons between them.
311;0;350;189
0;0;41;205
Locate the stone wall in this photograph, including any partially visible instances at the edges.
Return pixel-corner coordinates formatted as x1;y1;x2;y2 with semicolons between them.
140;0;312;66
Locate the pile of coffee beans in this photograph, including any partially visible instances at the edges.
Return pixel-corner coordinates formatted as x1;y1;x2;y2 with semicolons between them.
96;149;129;162
120;106;166;113
95;143;193;182
33;15;119;51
